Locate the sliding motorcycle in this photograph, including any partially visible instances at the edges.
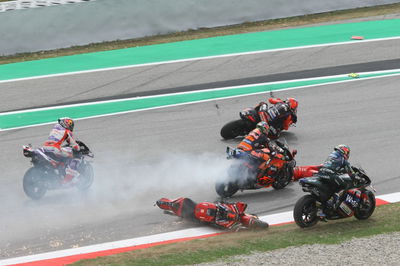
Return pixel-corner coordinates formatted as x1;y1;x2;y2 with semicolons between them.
220;105;295;140
22;140;94;200
215;141;297;198
156;197;269;230
293;166;375;228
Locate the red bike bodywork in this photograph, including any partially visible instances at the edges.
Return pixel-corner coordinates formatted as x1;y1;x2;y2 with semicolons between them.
254;151;292;187
156;197;268;230
246;148;297;188
293;165;322;181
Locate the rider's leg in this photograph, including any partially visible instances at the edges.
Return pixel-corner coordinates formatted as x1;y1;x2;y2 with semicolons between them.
292;165;320;181
63;158;80;183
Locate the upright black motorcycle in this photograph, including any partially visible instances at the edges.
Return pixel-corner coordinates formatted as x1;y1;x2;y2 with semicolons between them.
293;166;375;228
22;140;94;200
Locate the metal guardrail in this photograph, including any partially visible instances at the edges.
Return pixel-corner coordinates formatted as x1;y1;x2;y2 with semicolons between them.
0;0;95;12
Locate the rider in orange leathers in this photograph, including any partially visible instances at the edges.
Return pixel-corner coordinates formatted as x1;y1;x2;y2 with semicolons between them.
237;121;273;152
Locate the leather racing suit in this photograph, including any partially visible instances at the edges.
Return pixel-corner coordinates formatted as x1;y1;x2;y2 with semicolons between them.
42;123;81;183
317;150;355;202
256;98;297;134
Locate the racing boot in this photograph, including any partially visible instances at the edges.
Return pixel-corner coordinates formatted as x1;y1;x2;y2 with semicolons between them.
315;201;328;222
332;191;345;210
156;198;180;210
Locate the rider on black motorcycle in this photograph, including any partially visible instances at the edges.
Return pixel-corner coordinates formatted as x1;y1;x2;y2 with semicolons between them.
316;144;357;218
255;97;298;137
42;117;81;184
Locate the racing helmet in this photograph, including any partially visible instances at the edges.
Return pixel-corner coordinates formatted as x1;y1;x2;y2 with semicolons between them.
256;121;269;134
287;98;298;111
334;144;350;160
58;117;74;131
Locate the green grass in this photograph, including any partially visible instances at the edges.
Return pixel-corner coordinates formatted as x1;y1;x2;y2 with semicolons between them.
73;203;400;266
1;3;400;65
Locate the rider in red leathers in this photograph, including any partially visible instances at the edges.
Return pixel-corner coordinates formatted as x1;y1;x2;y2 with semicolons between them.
42;117;81;184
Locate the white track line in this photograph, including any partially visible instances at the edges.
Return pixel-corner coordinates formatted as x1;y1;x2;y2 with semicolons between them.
1;36;400;85
1;69;400;132
2;68;400;116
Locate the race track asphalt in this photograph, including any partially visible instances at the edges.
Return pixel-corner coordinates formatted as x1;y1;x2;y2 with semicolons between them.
1;37;400;259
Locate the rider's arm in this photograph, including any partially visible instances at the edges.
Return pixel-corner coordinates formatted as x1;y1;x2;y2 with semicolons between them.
67;131;80;151
257;103;269;122
291;112;298;124
282;116;293;130
268;98;283;104
344;161;355;177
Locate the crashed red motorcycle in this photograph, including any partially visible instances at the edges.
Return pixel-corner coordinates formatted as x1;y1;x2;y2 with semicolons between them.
22;140;94;200
156;197;269;230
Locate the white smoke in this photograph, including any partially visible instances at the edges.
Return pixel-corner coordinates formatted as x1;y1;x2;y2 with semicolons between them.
0;150;232;257
90;151;231;206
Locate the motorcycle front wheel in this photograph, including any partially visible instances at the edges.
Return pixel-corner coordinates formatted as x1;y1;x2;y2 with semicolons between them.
272;172;291;190
293;195;319;228
354;191;376;220
76;163;94;191
23;167;47;200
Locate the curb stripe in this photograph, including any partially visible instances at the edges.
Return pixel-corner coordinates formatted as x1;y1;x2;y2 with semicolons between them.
12;233;226;266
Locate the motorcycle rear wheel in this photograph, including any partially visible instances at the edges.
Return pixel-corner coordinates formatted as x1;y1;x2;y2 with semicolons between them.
23;167;47;200
220;119;252;140
215;182;239;198
76;163;94;191
354;191;376;220
293;195;319;228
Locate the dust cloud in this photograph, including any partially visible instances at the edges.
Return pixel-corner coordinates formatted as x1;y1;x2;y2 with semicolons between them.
0;149;231;256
